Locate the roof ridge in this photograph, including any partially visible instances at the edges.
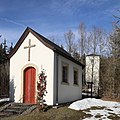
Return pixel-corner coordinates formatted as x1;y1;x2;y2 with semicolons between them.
9;27;84;68
28;27;71;55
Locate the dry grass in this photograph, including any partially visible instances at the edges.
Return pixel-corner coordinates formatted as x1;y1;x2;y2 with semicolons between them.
83;106;106;112
1;105;120;120
108;113;120;120
102;97;120;102
1;106;92;120
94;114;103;118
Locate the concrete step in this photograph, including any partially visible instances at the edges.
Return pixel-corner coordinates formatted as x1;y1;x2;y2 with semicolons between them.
12;103;33;106
3;108;23;114
0;102;36;117
8;106;28;110
0;112;13;118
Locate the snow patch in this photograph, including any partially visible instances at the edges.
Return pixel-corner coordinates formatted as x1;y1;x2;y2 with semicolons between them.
69;98;120;111
0;98;10;103
68;98;120;120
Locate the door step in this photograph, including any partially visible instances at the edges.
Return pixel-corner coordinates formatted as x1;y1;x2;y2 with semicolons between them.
0;102;36;118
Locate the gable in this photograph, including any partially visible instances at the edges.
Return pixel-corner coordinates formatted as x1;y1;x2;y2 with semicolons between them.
9;27;84;68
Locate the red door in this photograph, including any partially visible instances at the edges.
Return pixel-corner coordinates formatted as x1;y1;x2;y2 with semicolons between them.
23;67;36;104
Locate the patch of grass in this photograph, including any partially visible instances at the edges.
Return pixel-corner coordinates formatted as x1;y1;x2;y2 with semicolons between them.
102;97;120;102
1;105;119;120
95;113;103;118
84;106;106;112
0;106;92;120
108;113;120;120
91;106;106;110
106;108;113;111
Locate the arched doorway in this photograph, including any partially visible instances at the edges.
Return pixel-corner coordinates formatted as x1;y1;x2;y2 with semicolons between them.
23;67;36;104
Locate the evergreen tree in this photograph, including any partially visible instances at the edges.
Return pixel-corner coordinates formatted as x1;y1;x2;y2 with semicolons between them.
110;30;120;98
0;38;13;63
0;43;4;63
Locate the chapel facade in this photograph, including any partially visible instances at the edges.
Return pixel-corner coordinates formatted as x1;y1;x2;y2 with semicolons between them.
9;27;84;105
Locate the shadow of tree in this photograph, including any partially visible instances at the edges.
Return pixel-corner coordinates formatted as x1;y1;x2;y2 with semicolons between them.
0;61;9;98
9;79;16;101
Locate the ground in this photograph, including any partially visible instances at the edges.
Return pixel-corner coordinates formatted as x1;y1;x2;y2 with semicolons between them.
1;106;90;120
69;98;120;120
1;98;120;120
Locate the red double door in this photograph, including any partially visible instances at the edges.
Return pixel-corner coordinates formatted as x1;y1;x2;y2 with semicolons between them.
23;67;36;104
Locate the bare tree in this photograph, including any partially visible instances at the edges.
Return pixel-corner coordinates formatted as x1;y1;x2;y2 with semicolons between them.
113;10;120;30
78;23;108;57
48;35;61;46
78;24;109;97
64;29;75;55
99;10;120;99
88;26;108;56
78;22;87;56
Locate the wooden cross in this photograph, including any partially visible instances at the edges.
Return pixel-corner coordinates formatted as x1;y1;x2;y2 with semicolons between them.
24;39;36;61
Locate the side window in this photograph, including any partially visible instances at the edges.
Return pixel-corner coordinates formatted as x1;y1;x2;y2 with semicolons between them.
62;62;69;83
73;68;78;85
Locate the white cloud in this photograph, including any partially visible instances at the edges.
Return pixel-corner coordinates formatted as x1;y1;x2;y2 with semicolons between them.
49;0;111;16
0;17;26;28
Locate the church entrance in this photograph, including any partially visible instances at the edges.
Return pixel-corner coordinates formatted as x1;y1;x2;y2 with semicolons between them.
23;67;36;104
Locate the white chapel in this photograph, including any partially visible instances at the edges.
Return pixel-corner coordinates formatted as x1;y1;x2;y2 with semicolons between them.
9;27;84;105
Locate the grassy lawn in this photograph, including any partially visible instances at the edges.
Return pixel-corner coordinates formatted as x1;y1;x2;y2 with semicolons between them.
1;106;91;120
1;105;120;120
83;106;120;120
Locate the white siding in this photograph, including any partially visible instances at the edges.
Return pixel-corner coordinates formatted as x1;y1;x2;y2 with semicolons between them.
10;32;54;105
57;55;82;103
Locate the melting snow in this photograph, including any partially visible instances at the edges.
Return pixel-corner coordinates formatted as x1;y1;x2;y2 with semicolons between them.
68;98;120;120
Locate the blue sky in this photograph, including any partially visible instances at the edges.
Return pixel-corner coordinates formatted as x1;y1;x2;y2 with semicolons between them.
0;0;120;45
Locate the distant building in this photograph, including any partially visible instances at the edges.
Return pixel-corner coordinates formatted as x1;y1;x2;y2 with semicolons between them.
85;54;100;96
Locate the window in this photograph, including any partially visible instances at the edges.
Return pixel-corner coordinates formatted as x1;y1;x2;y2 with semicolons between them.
73;68;78;85
62;63;69;83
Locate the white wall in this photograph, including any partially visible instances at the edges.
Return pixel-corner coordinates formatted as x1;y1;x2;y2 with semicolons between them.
57;55;82;103
10;32;54;105
85;55;100;94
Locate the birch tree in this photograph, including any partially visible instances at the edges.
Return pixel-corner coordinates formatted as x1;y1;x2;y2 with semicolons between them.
64;29;75;55
78;22;87;56
78;23;108;96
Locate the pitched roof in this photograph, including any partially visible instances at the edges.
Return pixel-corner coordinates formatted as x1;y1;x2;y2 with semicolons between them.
9;27;84;68
86;54;100;57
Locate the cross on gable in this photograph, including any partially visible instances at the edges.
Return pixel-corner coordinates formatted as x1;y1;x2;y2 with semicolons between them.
24;39;36;61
